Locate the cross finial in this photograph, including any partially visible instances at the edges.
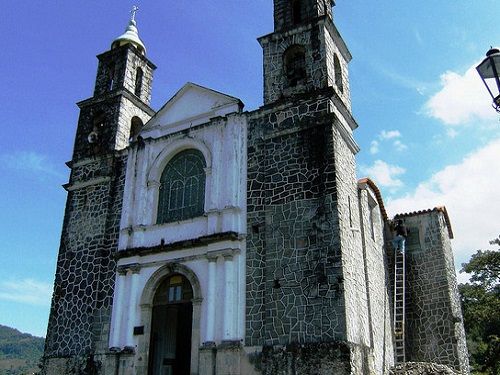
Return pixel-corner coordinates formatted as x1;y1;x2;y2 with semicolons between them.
131;5;139;22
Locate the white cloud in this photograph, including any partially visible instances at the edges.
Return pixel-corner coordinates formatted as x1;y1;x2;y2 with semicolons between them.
1;151;63;179
424;64;497;126
0;279;52;306
360;160;406;191
386;138;500;268
380;130;401;140
446;128;459;139
370;140;379;155
393;140;408;152
369;130;407;155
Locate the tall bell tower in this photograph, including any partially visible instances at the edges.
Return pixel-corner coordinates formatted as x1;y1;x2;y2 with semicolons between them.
42;9;156;374
246;0;376;373
260;0;351;110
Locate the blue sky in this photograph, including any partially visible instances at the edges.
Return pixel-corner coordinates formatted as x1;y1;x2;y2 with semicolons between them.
0;1;499;338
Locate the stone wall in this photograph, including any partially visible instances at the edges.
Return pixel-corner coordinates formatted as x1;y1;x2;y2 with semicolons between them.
357;184;394;374
273;0;332;32
394;210;469;373
42;154;127;373
94;45;155;106
246;95;348;351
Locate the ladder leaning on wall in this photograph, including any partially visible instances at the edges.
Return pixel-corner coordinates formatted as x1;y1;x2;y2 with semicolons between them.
393;249;406;363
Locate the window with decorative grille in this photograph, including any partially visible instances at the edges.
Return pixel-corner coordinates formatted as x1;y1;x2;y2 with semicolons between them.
157;149;206;224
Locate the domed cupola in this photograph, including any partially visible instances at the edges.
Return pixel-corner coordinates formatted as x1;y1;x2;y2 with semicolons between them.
111;6;146;55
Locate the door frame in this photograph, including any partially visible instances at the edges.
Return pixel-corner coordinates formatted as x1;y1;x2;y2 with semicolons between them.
140;263;203;375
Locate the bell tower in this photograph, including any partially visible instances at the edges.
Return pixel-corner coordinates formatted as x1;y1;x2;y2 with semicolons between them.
43;9;156;373
246;0;372;373
260;0;351;109
73;7;156;161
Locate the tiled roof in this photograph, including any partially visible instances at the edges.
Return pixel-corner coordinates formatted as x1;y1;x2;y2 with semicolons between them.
394;206;454;239
357;177;388;221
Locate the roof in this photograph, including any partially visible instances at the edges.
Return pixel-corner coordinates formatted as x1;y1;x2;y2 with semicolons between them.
142;82;244;135
358;177;388;221
394;206;454;239
111;19;146;55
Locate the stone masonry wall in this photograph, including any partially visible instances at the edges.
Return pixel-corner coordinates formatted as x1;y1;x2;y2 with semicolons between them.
323;25;351;110
260;20;350;114
260;23;328;105
73;98;123;161
114;95;152;151
246;95;348;350
95;46;154;106
397;211;469;373
43;154;127;371
357;186;394;374
273;0;332;32
121;47;155;106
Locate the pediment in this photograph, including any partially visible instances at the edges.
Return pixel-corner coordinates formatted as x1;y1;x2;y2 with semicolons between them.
142;82;243;136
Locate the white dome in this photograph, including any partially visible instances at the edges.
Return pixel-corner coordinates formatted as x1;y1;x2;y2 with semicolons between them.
111;19;146;55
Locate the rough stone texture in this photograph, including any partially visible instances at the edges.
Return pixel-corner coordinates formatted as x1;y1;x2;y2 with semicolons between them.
260;19;350;109
261;342;351;375
43;155;126;361
390;362;460;375
73;45;155;161
332;122;367;348
42;2;470;374
358;185;394;374
246;96;347;348
42;39;155;375
94;45;155;106
273;0;332;32
391;210;469;374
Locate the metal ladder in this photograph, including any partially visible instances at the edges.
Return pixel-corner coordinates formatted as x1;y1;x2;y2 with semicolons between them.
394;249;406;363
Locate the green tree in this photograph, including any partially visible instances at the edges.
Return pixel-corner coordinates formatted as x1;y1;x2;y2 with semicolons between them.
459;236;500;375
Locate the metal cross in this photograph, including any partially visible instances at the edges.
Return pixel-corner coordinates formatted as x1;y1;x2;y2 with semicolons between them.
131;5;139;21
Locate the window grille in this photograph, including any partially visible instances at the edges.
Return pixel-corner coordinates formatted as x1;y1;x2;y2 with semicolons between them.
157;149;206;224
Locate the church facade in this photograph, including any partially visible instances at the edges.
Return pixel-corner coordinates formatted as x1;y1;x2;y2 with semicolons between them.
42;1;469;374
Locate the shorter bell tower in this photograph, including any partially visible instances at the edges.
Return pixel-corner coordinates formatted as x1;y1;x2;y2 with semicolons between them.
42;9;156;374
73;7;156;161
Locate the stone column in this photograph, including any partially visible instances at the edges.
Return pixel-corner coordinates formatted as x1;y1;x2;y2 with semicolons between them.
205;256;217;344
125;264;141;350
109;267;127;350
191;298;203;375
146;180;161;226
223;254;235;341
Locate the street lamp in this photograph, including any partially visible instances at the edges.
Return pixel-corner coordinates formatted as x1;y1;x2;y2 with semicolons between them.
476;47;500;113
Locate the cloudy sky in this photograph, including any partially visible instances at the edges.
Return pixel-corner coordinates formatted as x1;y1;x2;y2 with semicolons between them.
0;0;499;337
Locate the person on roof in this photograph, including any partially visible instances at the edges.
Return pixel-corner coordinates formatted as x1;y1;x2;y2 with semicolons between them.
392;219;408;253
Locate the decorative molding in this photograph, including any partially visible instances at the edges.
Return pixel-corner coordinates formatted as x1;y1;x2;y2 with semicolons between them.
64;176;111;191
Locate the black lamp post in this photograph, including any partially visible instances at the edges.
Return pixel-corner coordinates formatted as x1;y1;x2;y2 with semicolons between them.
476;47;500;113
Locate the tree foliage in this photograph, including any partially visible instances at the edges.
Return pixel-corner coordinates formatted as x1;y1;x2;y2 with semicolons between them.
459;236;500;375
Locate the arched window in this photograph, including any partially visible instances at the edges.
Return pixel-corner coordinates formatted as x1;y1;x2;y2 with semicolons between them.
135;68;143;97
334;54;344;93
130;116;143;140
157;149;206;224
284;45;307;87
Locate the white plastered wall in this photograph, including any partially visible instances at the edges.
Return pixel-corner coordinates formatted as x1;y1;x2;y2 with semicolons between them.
109;86;248;360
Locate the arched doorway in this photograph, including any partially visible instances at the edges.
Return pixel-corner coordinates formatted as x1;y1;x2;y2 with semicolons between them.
148;274;193;375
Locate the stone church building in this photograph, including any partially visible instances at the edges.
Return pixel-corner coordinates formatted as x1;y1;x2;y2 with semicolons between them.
41;1;469;374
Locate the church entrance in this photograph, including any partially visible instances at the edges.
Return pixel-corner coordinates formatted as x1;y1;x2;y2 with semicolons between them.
148;274;193;375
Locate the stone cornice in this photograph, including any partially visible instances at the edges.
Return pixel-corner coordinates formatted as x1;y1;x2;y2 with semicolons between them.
116;231;243;259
